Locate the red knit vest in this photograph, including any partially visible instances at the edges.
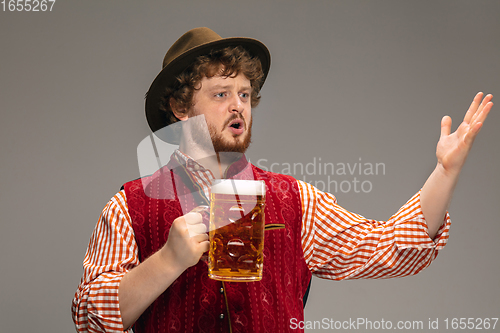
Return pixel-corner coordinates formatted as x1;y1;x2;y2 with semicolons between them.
124;156;311;333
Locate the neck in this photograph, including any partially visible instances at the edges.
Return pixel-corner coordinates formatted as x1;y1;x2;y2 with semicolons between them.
178;138;243;179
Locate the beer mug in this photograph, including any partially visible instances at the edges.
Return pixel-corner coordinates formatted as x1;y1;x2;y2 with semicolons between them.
208;179;266;282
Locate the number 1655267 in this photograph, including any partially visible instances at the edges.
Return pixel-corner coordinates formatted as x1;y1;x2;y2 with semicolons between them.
2;0;56;12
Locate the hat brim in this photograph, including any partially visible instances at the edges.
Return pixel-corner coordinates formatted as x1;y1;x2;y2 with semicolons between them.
145;37;270;143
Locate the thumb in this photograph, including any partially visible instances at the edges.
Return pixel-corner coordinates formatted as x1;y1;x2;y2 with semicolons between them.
440;115;452;139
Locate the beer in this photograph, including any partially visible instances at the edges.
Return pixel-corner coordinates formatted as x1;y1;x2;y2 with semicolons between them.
208;180;266;282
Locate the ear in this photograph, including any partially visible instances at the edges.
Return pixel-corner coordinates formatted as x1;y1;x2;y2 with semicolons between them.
170;97;189;121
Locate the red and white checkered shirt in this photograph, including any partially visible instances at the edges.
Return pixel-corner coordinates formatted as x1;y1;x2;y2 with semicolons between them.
72;150;450;332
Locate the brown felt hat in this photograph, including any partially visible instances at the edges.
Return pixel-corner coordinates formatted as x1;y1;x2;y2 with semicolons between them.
145;27;271;142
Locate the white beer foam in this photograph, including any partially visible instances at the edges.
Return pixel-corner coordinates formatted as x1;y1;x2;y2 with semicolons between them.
211;179;265;196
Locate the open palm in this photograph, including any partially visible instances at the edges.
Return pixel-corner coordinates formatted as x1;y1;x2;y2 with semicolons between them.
436;92;493;174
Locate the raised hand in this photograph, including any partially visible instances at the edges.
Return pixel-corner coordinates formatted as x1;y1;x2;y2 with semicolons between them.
436;92;493;175
420;92;493;238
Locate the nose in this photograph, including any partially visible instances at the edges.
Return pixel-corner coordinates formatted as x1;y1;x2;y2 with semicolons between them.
229;94;244;114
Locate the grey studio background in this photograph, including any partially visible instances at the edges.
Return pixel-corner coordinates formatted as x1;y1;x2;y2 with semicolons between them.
1;1;499;332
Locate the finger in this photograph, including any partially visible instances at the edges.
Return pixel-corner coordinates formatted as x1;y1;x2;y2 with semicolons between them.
471;95;493;125
189;206;210;228
471;94;493;125
440;115;452;138
464;92;483;124
464;100;492;145
186;222;208;237
198;240;210;253
475;101;493;125
468;103;493;142
477;93;493;112
184;212;202;225
464;122;483;146
171;217;189;234
191;233;209;243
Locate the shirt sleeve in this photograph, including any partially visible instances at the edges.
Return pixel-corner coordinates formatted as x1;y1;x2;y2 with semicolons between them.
72;190;139;333
298;180;451;280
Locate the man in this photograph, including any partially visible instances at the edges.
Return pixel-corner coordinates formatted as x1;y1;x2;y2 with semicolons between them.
72;27;493;332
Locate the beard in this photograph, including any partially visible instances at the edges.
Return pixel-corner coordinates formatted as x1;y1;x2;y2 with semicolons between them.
210;115;252;153
189;113;252;154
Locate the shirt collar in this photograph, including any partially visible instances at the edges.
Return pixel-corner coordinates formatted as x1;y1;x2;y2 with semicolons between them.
174;150;208;174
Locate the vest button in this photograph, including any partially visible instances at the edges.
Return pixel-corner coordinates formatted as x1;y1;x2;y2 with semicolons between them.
220;287;224;294
220;313;225;319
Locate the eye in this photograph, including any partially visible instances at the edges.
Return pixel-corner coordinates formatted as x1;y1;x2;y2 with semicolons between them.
240;92;250;99
215;92;226;98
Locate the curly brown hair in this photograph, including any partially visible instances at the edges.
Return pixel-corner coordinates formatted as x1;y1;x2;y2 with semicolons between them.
160;45;264;124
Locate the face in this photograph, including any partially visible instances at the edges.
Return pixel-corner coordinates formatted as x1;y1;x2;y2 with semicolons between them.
184;72;253;153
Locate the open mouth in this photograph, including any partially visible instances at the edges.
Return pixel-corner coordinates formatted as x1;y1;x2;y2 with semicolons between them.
228;119;244;130
227;118;245;135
